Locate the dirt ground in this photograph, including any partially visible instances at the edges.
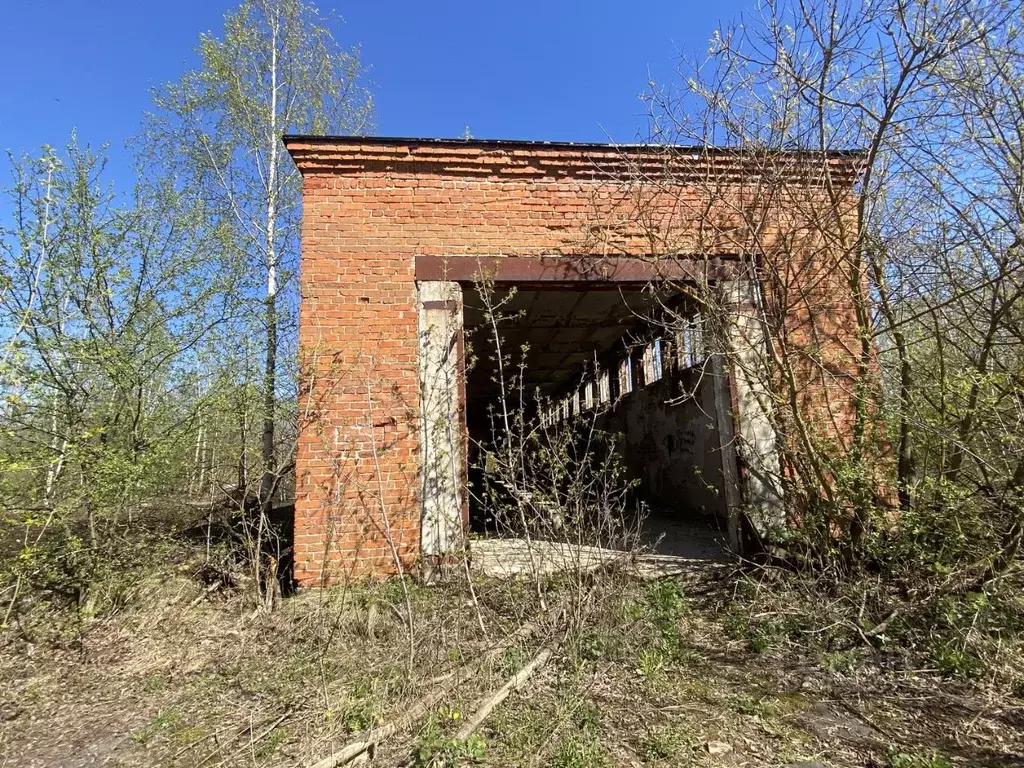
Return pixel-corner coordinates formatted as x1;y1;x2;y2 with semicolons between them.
2;546;1022;768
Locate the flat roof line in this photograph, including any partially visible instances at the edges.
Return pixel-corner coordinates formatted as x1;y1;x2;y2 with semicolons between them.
282;134;867;157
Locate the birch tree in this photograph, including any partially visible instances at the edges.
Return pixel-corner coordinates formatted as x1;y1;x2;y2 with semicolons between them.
0;139;231;610
144;0;373;512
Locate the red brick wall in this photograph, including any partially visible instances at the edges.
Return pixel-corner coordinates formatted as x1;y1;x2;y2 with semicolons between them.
286;138;863;586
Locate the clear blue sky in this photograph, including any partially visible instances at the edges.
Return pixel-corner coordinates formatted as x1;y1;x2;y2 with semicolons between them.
1;0;745;187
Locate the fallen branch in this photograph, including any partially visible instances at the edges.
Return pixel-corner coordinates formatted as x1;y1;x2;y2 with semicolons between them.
860;606;901;642
232;710;293;763
309;686;450;768
186;581;222;609
194;709;292;767
309;606;565;768
454;646;553;741
853;540;1024;648
426;603;563;687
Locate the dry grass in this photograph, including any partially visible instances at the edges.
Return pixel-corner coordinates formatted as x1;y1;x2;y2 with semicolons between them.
1;534;1023;768
0;542;488;767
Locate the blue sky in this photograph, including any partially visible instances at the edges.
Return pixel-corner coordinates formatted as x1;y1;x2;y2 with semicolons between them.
1;0;745;188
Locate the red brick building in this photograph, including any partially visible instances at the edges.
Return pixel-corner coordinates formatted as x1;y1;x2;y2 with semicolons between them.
284;136;862;587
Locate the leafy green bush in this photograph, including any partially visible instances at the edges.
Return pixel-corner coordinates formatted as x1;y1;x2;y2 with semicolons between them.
2;521;169;621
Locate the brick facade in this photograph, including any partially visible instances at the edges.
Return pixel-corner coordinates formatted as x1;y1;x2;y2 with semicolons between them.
284;137;863;587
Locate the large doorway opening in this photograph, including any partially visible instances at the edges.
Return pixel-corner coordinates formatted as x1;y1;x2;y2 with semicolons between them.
456;276;730;562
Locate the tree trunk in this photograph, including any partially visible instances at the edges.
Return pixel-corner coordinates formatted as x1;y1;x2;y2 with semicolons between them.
260;16;280;512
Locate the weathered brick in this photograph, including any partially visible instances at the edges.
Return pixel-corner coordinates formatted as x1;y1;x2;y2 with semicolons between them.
286;137;863;586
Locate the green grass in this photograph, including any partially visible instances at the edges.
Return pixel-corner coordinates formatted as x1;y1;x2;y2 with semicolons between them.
132;709;183;745
637;723;696;764
550;733;609;768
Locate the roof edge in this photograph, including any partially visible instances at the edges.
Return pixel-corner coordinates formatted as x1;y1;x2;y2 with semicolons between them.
282;133;867;157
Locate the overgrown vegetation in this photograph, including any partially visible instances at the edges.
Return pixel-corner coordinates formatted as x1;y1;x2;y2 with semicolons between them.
466;279;647;603
613;0;1024;691
5;533;1020;765
3;0;1024;764
1;0;372;613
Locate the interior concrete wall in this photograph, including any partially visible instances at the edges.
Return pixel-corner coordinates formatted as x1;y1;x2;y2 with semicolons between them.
596;365;727;520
